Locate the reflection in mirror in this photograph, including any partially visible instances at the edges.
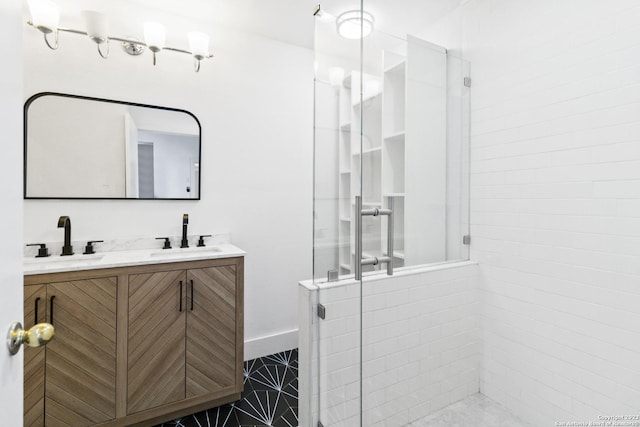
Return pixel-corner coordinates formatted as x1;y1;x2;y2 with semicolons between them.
24;93;201;199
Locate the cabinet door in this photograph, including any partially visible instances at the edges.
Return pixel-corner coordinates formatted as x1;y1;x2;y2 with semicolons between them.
24;285;46;427
186;266;238;397
45;278;117;427
128;270;186;413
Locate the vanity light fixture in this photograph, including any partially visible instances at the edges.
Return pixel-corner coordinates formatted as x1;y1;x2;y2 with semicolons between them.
336;9;375;39
26;1;214;72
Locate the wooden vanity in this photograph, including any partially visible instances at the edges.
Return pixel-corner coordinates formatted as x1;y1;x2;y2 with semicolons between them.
23;255;244;427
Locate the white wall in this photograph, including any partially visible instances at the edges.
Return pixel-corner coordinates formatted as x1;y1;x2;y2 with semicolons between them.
22;3;313;358
0;0;24;419
426;0;640;424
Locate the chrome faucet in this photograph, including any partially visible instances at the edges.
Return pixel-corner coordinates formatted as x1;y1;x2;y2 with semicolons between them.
181;214;189;248
57;216;74;256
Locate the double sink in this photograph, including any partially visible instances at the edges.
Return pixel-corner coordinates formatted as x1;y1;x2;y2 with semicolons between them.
23;244;244;275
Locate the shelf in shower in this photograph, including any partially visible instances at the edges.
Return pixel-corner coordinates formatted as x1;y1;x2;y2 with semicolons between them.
352;147;382;156
384;60;406;75
383;131;405;143
340;122;351;131
383;193;405;197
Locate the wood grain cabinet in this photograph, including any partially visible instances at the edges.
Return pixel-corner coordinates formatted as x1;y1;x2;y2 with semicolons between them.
24;256;244;427
23;278;117;427
127;265;240;414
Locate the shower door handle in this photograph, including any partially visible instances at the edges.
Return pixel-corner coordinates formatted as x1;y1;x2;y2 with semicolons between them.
355;196;394;280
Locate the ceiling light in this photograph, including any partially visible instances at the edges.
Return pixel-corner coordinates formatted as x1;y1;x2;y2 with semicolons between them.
336;10;374;39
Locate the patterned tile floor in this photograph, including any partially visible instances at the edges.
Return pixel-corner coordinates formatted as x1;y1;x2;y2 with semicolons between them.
157;349;298;427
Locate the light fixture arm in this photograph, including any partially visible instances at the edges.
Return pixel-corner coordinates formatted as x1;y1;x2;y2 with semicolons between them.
96;39;109;59
43;30;59;50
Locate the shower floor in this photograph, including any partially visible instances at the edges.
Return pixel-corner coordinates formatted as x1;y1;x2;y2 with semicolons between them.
407;393;532;427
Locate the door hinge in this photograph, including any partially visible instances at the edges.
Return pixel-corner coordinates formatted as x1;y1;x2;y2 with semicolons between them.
464;77;472;87
316;304;326;320
463;235;471;245
327;269;339;282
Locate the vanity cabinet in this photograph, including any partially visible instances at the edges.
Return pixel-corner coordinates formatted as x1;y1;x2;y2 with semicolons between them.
127;264;240;414
23;256;244;427
23;277;118;427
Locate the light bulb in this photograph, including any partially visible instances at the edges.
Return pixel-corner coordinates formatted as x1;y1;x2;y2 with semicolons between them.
144;22;166;52
28;0;60;34
188;32;210;60
82;10;108;44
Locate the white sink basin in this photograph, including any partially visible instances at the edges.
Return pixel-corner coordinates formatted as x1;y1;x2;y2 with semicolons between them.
24;254;104;264
24;243;244;275
148;246;222;258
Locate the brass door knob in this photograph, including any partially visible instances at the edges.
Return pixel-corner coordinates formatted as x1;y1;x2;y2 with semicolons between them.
6;322;54;355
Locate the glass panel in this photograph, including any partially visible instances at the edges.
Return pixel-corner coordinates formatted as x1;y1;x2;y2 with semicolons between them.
313;3;363;427
312;4;363;283
356;31;471;275
359;21;472;427
312;1;470;426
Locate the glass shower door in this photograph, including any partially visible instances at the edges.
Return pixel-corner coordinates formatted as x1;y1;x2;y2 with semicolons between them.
311;2;470;426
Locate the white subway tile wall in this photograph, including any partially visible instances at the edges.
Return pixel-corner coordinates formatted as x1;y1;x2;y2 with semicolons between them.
300;262;480;427
464;0;640;424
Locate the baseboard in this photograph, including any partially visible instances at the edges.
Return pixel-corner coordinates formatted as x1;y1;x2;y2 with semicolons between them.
244;329;299;361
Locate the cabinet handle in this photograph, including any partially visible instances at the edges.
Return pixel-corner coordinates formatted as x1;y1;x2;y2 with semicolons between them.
190;280;194;311
179;281;183;312
50;296;56;326
34;297;41;324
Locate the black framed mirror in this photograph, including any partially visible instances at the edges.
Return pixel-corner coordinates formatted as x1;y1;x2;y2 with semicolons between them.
24;92;201;200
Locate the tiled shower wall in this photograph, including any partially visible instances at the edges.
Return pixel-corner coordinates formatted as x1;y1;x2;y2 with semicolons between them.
463;0;640;424
299;261;480;427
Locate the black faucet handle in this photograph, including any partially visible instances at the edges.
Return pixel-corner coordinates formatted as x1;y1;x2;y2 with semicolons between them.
83;240;104;255
156;237;172;249
197;235;212;247
26;243;50;258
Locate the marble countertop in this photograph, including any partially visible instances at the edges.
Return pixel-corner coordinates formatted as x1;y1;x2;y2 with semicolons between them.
24;243;245;276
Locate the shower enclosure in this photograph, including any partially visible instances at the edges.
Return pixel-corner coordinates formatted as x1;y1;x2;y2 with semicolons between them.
303;2;473;426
